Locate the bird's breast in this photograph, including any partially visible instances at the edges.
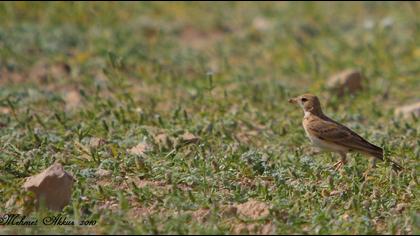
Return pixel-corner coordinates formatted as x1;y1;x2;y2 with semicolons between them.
303;123;348;153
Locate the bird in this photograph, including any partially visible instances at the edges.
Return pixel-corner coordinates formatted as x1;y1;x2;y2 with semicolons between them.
288;93;402;172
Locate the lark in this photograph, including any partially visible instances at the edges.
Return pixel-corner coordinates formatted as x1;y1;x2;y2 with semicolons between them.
289;93;402;171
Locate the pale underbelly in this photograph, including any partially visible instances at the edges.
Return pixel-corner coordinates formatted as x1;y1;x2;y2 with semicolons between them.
304;129;349;153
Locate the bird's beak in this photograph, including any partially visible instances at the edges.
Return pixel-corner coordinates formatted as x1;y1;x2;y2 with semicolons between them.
288;97;298;104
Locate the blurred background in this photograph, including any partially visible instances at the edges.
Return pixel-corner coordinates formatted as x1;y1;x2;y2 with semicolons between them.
1;2;418;108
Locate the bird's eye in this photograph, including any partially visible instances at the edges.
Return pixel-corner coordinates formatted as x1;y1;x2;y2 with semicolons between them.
301;98;308;102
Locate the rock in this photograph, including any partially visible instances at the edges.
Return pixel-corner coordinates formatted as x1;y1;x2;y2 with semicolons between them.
236;199;270;220
326;69;364;95
395;102;420;119
22;162;75;211
64;90;81;110
128;142;151;156
180;132;200;145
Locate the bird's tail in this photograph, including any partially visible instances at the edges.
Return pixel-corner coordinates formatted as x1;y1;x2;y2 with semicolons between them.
368;149;403;172
385;158;403;172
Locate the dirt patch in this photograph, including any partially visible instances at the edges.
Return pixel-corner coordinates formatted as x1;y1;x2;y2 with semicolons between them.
128;206;155;219
97;196;159;220
0;61;73;93
97;199;119;212
189;203;275;234
180;25;226;50
128;142;152;156
236;199;270;220
180;132;200;144
64;90;82;110
191;208;211;222
0;67;25;84
133;179;167;188
30;61;71;83
235;129;260;146
232;222;275;235
395;101;420;119
234;120;269;147
237;177;275;190
0;107;11;115
122;176;193;192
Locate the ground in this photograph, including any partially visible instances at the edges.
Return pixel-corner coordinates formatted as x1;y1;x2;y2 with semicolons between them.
0;2;419;234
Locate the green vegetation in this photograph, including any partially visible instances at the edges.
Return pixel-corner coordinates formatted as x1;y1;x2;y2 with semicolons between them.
0;2;419;234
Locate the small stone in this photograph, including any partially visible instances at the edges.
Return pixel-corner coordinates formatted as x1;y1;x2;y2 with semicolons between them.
326;69;364;95
128;142;151;156
22;162;75;211
395;102;420;119
65;90;81;110
181;132;200;144
236;199;270;220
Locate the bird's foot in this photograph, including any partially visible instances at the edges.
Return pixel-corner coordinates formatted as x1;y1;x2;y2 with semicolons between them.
362;169;371;181
333;160;346;171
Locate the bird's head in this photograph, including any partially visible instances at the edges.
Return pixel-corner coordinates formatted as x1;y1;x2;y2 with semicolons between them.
288;93;323;115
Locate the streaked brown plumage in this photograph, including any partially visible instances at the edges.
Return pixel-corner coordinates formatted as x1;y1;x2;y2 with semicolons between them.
289;93;402;171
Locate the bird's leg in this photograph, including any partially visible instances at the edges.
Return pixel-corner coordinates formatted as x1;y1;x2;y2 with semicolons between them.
333;152;347;170
363;157;377;179
370;157;377;169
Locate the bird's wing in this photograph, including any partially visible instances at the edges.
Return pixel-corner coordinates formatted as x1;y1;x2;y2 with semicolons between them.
306;117;383;156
